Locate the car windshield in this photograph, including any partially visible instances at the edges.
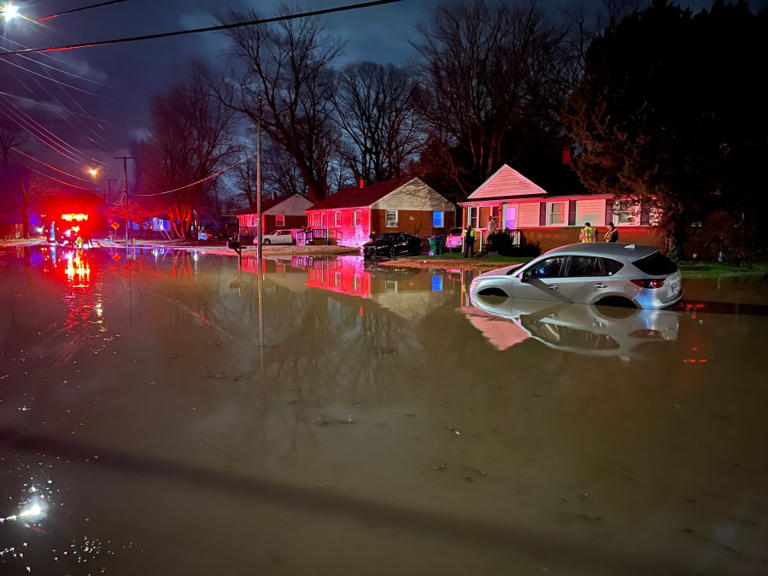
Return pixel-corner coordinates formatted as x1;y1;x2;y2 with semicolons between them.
633;251;678;275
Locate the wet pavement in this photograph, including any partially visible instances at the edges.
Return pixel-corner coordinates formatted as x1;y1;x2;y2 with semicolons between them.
1;245;767;575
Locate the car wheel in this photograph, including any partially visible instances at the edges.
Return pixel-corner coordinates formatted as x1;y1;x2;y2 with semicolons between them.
389;246;397;259
263;239;271;245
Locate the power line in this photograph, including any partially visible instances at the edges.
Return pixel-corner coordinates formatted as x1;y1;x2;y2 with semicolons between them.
35;0;127;22
19;162;94;190
11;147;92;183
0;0;402;58
133;151;258;197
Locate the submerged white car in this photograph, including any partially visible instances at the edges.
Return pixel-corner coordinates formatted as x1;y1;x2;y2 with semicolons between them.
470;243;682;309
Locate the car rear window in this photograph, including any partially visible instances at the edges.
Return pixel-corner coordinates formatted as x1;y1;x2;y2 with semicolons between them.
633;252;678;275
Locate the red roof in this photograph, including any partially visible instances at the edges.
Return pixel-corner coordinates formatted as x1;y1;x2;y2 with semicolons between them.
308;177;413;210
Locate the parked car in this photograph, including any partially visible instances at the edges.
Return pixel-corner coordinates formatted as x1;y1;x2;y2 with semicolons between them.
470;243;682;309
445;227;463;252
468;294;680;359
254;230;294;245
362;233;422;259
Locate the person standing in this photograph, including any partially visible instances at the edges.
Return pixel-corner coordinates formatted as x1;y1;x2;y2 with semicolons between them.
487;215;498;235
463;224;476;257
579;221;595;243
604;221;619;242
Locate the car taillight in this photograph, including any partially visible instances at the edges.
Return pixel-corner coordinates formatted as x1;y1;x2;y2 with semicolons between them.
631;278;665;289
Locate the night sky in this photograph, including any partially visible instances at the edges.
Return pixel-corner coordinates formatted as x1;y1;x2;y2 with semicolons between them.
1;0;764;193
1;0;424;185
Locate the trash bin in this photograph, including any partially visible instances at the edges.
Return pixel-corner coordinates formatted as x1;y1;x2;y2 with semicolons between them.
429;235;446;255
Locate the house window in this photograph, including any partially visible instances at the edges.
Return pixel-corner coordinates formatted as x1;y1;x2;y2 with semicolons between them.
432;211;444;228
613;199;640;226
320;213;327;228
334;212;341;227
548;202;566;226
276;215;285;227
467;206;480;228
386;210;398;228
354;210;362;227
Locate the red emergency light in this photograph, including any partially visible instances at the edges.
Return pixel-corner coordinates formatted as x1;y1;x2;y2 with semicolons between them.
61;213;89;222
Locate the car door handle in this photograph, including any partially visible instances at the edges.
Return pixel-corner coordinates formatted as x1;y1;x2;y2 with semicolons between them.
594;283;607;288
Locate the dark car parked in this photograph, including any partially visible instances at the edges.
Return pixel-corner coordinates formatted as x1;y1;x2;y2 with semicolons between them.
362;233;422;259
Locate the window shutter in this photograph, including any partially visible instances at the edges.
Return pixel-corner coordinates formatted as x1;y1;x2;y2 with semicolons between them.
539;202;547;226
568;200;577;226
605;199;613;226
640;202;651;226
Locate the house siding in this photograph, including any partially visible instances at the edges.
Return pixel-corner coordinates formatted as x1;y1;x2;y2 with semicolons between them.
370;209;454;238
575;199;606;227
522;226;664;252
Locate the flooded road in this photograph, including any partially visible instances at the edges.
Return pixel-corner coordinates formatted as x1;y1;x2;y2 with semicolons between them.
1;245;767;575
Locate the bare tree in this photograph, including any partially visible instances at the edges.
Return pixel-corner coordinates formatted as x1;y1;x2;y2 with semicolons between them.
414;0;571;196
226;6;343;203
0;118;24;166
143;62;239;238
333;62;424;183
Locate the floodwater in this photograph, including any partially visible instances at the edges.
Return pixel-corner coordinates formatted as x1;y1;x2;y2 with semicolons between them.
1;245;767;575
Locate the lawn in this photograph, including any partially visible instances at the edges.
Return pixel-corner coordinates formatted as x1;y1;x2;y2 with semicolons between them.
403;252;532;263
676;260;768;278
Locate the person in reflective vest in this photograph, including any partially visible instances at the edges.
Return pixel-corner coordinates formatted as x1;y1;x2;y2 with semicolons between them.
579;222;595;243
604;221;619;242
463;224;476;257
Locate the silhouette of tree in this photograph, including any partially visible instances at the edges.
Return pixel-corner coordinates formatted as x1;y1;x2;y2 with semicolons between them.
413;0;572;197
564;0;768;254
226;6;343;203
142;62;239;239
333;62;423;183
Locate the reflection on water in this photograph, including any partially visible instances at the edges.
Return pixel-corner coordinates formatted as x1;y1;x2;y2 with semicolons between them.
468;295;680;360
1;246;767;575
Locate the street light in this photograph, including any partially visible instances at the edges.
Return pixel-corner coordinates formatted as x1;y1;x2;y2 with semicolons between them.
1;3;19;21
88;167;99;178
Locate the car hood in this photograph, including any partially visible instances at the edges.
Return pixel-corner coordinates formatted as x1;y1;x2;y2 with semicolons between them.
476;262;525;278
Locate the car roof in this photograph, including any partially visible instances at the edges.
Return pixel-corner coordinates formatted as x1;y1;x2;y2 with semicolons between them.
543;242;659;260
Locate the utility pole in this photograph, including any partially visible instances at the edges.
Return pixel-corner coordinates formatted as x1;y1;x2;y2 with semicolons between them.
256;97;263;260
106;178;117;204
115;156;135;247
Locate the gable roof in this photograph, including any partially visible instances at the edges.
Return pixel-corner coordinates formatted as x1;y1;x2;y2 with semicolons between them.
308;176;414;211
238;194;310;215
466;164;548;201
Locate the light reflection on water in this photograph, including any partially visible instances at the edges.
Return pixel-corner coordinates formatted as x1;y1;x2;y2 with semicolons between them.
0;246;767;575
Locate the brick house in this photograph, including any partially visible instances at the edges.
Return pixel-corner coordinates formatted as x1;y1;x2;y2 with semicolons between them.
305;177;455;247
237;194;313;240
460;164;663;253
